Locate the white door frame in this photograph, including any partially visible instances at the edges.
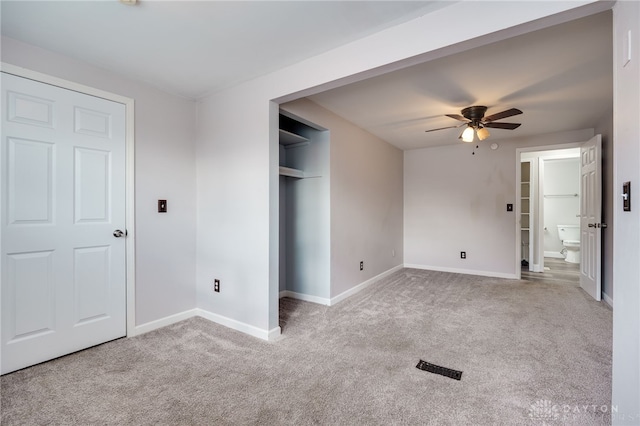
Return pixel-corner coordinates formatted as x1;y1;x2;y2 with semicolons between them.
519;158;535;271
515;141;584;279
0;62;136;337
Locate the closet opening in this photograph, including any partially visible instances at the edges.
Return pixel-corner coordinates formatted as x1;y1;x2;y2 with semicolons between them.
278;111;330;329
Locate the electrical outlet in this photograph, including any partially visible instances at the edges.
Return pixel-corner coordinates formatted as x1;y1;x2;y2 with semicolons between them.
213;279;220;292
360;261;364;271
460;251;466;259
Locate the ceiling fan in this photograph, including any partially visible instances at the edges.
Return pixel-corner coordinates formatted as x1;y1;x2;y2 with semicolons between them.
425;106;523;143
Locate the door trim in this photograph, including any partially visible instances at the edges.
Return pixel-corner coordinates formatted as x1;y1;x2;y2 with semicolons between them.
515;141;584;280
0;62;136;337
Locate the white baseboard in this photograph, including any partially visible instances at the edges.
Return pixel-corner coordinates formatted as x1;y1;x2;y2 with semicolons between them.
544;251;565;259
279;264;404;307
130;309;199;337
129;308;281;341
267;326;282;341
330;264;404;306
603;292;613;307
131;265;402;341
532;263;544;273
197;308;281;341
279;290;330;305
404;264;517;280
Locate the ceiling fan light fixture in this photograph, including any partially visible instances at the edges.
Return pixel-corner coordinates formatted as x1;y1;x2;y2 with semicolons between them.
461;126;475;143
424;105;523;144
476;127;490;141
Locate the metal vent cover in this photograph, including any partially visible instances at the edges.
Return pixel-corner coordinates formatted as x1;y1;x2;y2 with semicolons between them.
416;359;462;381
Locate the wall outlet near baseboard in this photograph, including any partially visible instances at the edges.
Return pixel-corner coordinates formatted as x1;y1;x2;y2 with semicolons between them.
460;251;466;259
360;261;364;271
213;279;220;292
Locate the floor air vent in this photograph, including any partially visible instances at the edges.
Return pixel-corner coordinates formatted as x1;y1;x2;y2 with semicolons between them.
416;360;462;380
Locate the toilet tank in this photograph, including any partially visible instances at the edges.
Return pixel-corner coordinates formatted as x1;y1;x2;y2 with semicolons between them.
557;224;580;241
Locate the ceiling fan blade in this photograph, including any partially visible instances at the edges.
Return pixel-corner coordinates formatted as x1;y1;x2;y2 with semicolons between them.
425;123;466;133
445;114;468;122
483;108;523;122
484;122;521;130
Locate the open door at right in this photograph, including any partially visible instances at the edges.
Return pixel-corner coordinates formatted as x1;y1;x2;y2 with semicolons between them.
580;134;603;301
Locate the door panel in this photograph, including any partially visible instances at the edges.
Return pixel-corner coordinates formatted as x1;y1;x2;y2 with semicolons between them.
8;137;54;224
7;91;54;128
74;107;112;138
6;250;55;340
73;246;110;324
74;147;111;223
1;72;127;374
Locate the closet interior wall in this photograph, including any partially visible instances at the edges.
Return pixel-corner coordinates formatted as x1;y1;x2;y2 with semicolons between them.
278;113;330;301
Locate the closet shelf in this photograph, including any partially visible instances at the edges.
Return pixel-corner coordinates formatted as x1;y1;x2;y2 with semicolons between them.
279;129;309;146
279;166;304;179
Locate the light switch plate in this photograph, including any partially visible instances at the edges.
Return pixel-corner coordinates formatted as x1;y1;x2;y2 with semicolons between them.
158;199;167;213
623;182;631;212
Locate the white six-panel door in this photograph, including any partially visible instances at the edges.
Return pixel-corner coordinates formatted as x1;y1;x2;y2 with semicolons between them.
1;73;127;374
579;134;602;301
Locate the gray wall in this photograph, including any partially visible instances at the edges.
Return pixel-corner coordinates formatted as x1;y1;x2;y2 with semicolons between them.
612;1;640;420
404;129;595;278
281;99;404;299
194;1;602;334
1;36;198;326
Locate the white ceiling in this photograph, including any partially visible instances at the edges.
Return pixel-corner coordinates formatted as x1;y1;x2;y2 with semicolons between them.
0;0;446;99
308;11;613;150
1;2;612;151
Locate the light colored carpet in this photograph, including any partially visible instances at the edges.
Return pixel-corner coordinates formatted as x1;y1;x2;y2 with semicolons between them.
1;268;612;425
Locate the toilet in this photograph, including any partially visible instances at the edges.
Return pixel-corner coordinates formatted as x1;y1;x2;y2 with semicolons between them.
557;224;580;263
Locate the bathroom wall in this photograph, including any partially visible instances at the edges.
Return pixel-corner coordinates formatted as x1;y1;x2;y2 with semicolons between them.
543;158;581;257
521;148;581;263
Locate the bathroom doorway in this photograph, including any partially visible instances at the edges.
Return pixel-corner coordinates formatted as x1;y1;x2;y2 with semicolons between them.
517;145;582;278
